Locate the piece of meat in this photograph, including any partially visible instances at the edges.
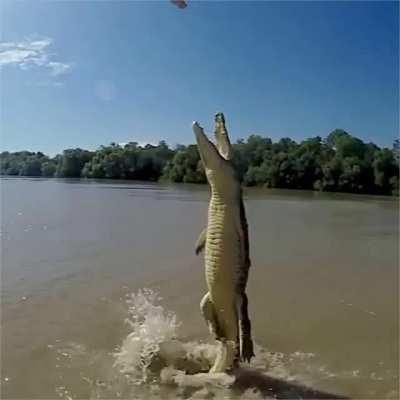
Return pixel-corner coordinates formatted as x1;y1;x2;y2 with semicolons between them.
171;0;188;9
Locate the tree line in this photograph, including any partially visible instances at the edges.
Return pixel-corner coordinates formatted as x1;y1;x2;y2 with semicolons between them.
1;130;399;196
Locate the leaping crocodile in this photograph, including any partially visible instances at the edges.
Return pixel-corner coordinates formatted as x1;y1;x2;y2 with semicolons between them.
193;113;254;373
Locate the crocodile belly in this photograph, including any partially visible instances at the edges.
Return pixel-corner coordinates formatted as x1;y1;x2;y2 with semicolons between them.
205;232;241;302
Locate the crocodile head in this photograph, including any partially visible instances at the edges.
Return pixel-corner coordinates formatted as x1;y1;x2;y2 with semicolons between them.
193;113;240;197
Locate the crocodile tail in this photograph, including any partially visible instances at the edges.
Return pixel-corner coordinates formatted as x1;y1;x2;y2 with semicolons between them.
239;293;255;363
240;326;255;363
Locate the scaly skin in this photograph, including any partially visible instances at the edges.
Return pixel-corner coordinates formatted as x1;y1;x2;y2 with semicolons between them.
193;113;254;372
205;190;241;371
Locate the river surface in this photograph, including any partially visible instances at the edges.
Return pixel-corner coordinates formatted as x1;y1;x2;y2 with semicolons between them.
1;177;398;399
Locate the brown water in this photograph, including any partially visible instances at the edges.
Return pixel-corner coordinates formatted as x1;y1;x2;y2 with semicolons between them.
1;177;398;399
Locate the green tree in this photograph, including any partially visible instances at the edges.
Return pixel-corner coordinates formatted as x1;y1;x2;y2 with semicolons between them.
1;130;398;196
162;145;205;183
373;149;398;194
19;158;42;176
40;161;56;177
57;149;94;178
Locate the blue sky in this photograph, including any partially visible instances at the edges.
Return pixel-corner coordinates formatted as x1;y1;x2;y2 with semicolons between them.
1;0;398;155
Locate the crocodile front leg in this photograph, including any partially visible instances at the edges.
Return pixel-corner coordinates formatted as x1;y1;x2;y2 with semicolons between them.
195;227;207;255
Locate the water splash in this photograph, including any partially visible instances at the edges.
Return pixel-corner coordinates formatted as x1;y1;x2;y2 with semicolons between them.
112;289;346;399
113;288;182;383
44;289;397;399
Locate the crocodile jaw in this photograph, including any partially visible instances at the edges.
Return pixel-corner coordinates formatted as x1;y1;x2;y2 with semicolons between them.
192;121;239;198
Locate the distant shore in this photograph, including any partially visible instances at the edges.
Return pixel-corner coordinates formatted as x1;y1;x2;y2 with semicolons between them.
1;130;399;196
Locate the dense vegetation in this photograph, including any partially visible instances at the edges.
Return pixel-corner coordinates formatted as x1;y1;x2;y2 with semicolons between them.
1;130;399;196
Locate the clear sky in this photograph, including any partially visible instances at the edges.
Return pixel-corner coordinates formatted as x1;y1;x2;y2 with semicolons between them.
1;0;398;155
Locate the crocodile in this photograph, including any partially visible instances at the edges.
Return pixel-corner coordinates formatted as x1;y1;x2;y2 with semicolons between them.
193;113;255;373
